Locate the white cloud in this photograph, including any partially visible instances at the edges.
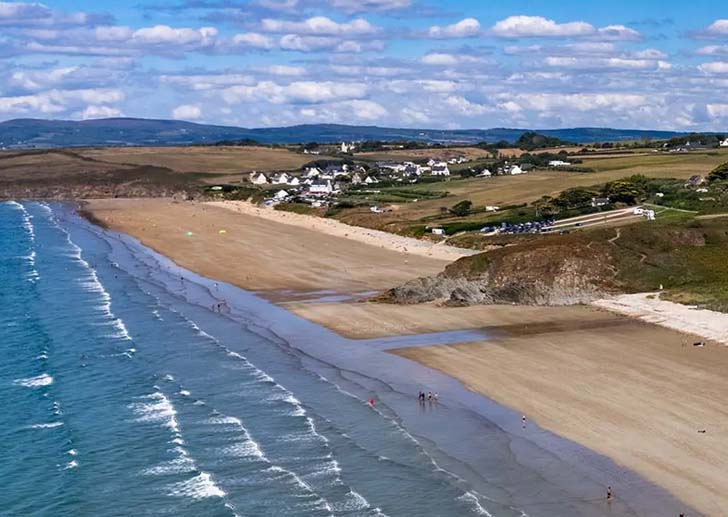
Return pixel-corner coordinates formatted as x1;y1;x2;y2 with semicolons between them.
161;73;253;90
428;18;481;39
344;99;386;120
172;104;202;120
9;66;79;90
0;88;124;116
697;45;728;56
707;103;728;118
698;61;728;74
0;1;103;28
262;65;306;76
232;32;275;49
79;104;122;119
261;16;377;36
703;19;728;37
421;53;485;66
278;34;383;52
543;56;670;71
491;16;640;40
497;92;652;113
131;25;218;46
220;80;368;105
444;95;493;115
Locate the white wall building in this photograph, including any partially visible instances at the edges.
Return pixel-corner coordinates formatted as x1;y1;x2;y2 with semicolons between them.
250;172;269;185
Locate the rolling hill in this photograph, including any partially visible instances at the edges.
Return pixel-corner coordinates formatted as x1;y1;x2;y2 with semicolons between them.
0;117;688;149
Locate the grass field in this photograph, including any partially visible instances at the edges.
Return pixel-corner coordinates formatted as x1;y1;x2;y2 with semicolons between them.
77;146;336;176
391;149;728;210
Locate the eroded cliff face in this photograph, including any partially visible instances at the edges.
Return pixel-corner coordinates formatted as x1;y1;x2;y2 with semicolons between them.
377;239;619;306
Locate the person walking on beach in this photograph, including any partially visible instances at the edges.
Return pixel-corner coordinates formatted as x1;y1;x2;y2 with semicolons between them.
606;486;613;501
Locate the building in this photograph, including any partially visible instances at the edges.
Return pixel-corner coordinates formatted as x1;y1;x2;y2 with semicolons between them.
305;167;322;178
721;138;728;147
273;189;289;201
272;172;290;185
309;180;334;196
549;160;572;167
478;169;492;177
686;175;704;187
341;142;356;153
431;163;451;176
364;175;380;184
288;176;301;187
249;172;269;185
351;172;363;185
509;165;525;175
591;197;610;207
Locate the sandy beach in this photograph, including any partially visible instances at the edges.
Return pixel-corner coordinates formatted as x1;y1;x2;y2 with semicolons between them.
85;197;728;515
85;198;452;295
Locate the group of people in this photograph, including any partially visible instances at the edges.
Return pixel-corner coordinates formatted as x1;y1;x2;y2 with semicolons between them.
418;391;437;403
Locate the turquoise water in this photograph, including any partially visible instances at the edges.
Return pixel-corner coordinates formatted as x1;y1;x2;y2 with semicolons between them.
0;201;689;516
0;201;503;516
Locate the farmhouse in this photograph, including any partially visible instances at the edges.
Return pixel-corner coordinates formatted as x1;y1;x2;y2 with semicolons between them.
272;172;291;185
591;197;610;207
309;180;334;196
721;138;728;147
431;163;451;176
508;165;525;175
478;169;492;177
549;160;572;167
250;172;269;185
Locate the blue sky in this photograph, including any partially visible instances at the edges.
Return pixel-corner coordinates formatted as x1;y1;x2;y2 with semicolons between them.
1;0;727;129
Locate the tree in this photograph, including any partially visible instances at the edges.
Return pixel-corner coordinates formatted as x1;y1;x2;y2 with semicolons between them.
709;161;728;182
555;188;596;209
450;200;473;217
602;179;644;205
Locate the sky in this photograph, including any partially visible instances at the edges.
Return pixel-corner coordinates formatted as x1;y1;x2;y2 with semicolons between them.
0;0;727;130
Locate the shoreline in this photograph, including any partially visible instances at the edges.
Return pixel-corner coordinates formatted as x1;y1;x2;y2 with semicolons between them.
74;199;695;516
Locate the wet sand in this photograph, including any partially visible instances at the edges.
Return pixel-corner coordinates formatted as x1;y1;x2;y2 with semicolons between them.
83;197;721;514
293;300;728;515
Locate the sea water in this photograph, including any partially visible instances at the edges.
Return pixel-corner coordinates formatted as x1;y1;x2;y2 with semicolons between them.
0;201;690;517
0;201;518;516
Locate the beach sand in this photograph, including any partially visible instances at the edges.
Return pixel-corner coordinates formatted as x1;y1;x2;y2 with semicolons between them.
85;197;728;515
84;198;451;295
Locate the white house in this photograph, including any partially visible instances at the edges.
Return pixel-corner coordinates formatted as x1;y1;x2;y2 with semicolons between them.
427;158;437;167
485;205;499;212
351;173;363;185
548;160;572;167
592;197;610;207
721;138;728;147
250;172;269;185
309;180;334;196
364;175;380;184
272;172;290;185
273;189;289;201
431;163;450;176
288;176;301;187
431;228;445;236
509;165;525;175
478;169;492;177
305;167;322;178
341;142;356;153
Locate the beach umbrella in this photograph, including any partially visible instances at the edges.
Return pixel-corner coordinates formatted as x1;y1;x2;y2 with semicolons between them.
186;231;193;237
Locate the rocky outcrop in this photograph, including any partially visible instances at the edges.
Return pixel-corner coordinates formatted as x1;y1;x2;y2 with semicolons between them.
377;238;618;306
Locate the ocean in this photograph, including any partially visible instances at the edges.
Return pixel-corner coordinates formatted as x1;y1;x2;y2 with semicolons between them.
0;201;687;516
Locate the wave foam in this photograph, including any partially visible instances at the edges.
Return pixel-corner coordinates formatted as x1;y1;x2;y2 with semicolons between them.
167;472;225;499
27;421;64;429
14;373;54;387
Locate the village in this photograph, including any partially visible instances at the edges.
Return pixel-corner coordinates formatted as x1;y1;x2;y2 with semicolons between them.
247;141;577;209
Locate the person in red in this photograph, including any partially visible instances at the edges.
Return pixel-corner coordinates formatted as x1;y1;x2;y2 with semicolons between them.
369;398;375;406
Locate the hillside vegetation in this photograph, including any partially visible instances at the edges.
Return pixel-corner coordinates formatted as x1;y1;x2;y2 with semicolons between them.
379;215;728;312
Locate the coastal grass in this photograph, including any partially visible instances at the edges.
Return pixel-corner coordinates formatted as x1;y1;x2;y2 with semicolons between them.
76;146;337;175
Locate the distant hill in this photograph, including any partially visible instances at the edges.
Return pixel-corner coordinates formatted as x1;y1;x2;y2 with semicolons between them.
0;117;689;149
